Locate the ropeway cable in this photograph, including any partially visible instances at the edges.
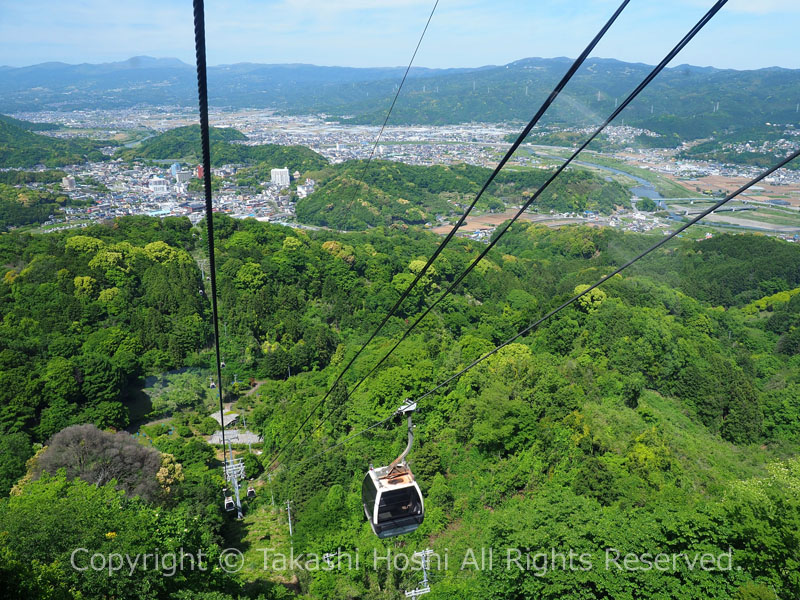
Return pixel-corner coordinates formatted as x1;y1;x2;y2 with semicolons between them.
348;0;440;197
265;0;632;470
192;0;229;468
289;144;800;468
277;0;731;463
263;0;440;470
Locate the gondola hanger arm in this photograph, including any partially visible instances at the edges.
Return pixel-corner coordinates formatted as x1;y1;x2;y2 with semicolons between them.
389;399;416;470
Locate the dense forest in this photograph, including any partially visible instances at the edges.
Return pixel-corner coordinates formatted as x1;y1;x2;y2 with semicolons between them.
0;181;92;229
296;160;630;229
117;125;328;171
1;213;799;599
0;169;66;185
0;217;207;449
0;114;110;168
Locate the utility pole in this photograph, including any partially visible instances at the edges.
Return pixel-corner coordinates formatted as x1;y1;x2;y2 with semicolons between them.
268;473;275;506
241;414;252;453
417;549;432;588
405;549;433;598
286;500;293;538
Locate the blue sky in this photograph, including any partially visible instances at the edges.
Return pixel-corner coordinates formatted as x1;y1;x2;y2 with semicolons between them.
0;0;798;70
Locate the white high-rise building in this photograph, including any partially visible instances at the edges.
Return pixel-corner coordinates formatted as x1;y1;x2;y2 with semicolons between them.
270;167;290;188
61;176;76;191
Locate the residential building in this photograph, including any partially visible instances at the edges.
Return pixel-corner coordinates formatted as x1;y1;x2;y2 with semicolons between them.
271;167;290;187
148;177;169;194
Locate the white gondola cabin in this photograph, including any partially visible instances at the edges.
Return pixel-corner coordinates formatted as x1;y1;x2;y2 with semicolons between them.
361;401;424;538
362;463;424;538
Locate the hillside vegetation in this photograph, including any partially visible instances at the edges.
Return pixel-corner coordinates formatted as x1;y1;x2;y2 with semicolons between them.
0;114;109;167
0;114;59;131
0;182;91;230
297;160;630;229
0;214;799;599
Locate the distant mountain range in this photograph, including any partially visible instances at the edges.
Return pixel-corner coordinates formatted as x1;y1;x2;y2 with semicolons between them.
0;55;476;114
2;56;800;141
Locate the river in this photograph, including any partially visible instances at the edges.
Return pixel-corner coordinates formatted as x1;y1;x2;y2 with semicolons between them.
534;149;667;209
572;159;666;208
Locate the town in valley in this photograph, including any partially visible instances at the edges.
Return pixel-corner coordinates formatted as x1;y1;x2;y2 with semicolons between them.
8;107;800;242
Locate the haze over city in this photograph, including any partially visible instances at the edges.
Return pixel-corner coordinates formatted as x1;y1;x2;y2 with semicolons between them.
2;0;799;69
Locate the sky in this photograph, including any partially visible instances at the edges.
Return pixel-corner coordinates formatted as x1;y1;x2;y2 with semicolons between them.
0;0;798;71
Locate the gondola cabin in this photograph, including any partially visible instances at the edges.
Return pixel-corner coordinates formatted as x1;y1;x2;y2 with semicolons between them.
224;496;235;512
246;486;256;499
362;463;424;539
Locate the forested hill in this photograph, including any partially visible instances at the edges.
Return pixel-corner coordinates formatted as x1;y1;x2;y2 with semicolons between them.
120;124;247;158
0;181;89;230
0;113;109;167
117;124;328;170
1;215;800;599
296;160;630;229
0;113;58;131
